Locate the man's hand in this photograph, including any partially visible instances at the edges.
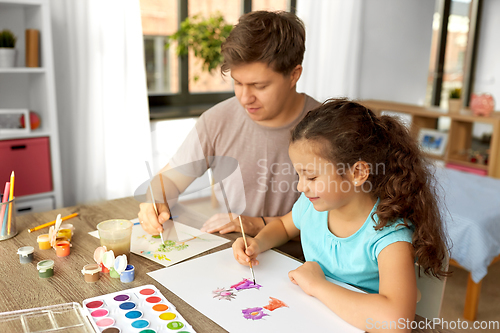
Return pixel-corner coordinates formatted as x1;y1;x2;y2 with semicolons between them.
137;202;171;235
200;213;265;235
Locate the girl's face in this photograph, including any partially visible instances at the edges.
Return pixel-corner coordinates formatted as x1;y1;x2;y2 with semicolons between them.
289;140;356;212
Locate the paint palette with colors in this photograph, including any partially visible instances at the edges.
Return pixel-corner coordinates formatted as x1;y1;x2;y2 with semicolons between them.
83;285;195;333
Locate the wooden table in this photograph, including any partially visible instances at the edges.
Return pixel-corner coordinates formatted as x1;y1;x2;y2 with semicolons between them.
0;197;454;333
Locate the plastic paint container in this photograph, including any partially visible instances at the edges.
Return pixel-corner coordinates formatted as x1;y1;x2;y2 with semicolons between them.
55;241;70;257
120;265;135;283
37;234;51;250
57;228;72;242
82;264;101;283
17;246;34;264
60;223;75;235
37;260;54;278
55;236;69;243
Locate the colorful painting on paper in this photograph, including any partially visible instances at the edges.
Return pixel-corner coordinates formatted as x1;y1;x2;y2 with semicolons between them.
148;248;364;333
130;219;229;267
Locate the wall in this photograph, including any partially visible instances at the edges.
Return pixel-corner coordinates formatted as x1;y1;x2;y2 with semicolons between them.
358;0;435;104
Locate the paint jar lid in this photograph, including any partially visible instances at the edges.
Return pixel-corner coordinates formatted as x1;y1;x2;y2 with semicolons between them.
94;246;107;264
102;250;115;270
37;259;54;272
37;234;50;242
60;223;75;232
82;263;101;275
114;254;128;274
17;246;34;256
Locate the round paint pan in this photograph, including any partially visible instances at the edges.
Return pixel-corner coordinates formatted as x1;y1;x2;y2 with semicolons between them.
124;310;143;320
96;317;115;328
138;288;156;296
101;328;121;333
118;301;137;311
85;300;104;309
113;294;130;302
131;319;150;330
90;308;109;318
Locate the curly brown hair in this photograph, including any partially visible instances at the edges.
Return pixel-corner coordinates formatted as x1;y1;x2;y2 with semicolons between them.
290;98;449;278
221;10;305;76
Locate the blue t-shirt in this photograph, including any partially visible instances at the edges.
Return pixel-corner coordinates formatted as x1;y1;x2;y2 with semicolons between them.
292;193;413;294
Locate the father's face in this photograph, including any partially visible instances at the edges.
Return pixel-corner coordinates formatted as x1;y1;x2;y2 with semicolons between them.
231;62;297;124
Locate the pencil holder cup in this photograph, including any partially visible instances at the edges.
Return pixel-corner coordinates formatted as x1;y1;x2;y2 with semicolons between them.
0;197;17;241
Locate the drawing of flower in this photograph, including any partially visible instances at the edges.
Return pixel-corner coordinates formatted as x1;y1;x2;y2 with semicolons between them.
230;278;262;291
212;288;236;301
242;307;268;320
263;297;288;311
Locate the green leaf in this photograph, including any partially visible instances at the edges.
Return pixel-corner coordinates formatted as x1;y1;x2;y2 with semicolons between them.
166;12;233;76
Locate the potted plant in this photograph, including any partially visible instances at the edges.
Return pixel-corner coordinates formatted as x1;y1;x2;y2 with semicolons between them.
0;29;17;68
448;87;462;113
167;13;233;81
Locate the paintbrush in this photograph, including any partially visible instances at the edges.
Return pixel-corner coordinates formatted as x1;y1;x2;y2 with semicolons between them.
238;215;256;285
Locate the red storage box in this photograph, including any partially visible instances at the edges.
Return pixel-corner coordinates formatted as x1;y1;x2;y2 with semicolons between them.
0;137;53;196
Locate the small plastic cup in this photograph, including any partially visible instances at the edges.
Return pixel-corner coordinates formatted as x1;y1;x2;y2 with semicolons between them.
37;259;54;278
82;263;101;283
37;234;51;250
57;228;72;242
97;219;133;261
60;223;75;235
55;240;70;257
120;264;135;283
0;197;17;241
17;246;34;263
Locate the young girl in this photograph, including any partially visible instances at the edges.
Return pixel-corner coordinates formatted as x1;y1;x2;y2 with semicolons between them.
232;99;449;333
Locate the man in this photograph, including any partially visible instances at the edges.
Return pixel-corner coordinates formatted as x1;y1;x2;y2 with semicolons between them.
139;10;321;240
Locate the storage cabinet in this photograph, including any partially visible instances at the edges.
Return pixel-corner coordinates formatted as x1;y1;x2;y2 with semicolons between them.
361;100;500;178
0;137;53;196
0;0;62;212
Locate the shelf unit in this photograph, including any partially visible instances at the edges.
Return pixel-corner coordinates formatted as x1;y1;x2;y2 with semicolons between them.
0;0;63;213
361;100;500;178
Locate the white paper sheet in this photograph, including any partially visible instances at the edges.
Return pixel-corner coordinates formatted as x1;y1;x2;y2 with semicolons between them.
148;248;363;333
89;218;230;267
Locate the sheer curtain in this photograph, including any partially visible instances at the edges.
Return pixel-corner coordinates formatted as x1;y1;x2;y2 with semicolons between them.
50;0;152;206
296;0;363;102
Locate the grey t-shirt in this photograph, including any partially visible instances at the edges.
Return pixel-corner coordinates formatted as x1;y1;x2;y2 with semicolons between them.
170;94;321;217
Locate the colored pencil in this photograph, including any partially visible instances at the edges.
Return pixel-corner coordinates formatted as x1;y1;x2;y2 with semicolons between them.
238;215;256;285
0;182;10;236
1;201;8;236
28;212;80;233
7;171;14;234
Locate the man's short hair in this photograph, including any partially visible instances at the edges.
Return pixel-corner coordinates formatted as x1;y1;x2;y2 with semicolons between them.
221;11;306;76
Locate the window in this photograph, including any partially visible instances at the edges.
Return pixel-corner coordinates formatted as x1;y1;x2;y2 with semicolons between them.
139;0;296;119
141;0;179;95
426;0;481;108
